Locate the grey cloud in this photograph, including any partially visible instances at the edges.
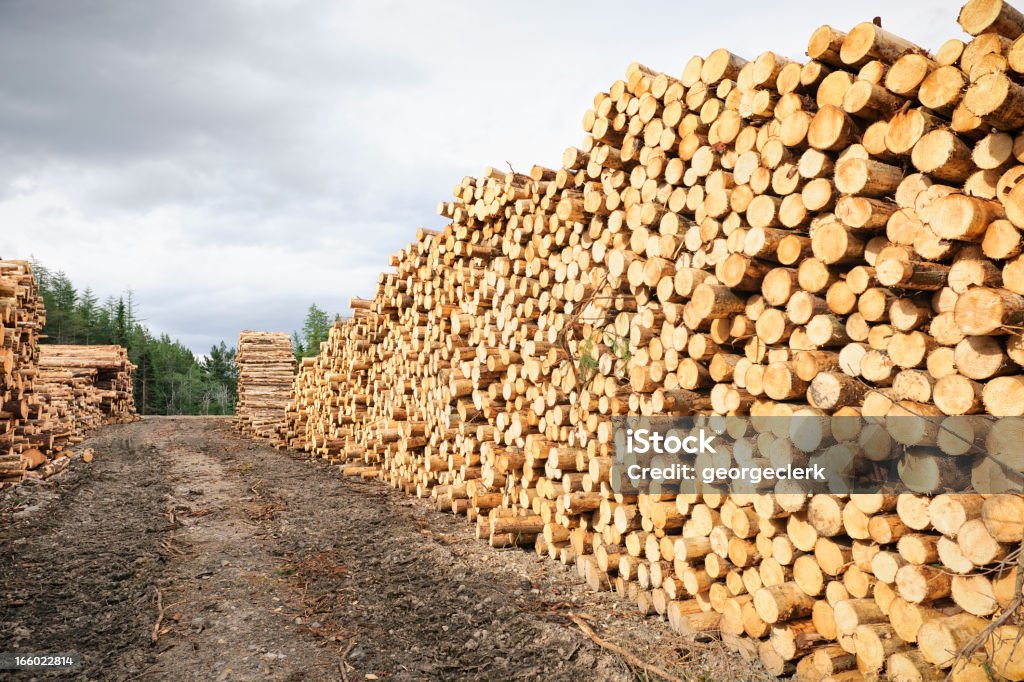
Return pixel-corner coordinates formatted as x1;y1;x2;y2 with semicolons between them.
0;1;421;159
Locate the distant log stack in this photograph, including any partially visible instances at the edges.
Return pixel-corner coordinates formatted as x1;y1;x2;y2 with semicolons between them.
272;1;1024;678
34;344;137;456
236;332;295;441
33;364;102;453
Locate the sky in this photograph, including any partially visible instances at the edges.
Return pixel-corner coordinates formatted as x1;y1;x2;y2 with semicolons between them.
1;0;959;354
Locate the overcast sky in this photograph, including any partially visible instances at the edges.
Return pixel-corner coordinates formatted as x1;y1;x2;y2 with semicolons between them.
2;0;959;354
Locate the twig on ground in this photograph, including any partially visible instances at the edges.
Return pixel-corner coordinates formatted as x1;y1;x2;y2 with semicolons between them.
160;538;186;556
151;588;166;643
568;613;682;682
339;639;357;682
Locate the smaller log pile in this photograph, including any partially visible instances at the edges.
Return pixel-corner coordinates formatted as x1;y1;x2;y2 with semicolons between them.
236;331;295;441
33;344;137;454
33;366;101;451
38;345;137;420
0;260;45;486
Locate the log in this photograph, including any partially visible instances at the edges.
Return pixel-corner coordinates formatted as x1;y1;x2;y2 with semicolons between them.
960;0;1024;38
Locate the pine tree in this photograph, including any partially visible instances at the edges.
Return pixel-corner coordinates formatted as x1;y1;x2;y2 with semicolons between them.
297;303;332;359
37;270;79;343
200;342;238;415
114;297;129;348
77;287;99;343
29;257;50;291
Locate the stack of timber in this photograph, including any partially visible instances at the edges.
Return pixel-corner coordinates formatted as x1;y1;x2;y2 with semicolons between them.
0;260;45;486
0;262;138;486
33;344;137;455
38;345;136;422
277;1;1024;678
236;331;295;442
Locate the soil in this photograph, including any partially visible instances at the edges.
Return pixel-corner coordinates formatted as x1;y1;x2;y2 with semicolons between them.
0;417;768;681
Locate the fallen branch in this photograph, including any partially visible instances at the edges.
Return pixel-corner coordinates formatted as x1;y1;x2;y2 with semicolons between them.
339;639;357;682
151;588;165;644
568;613;682;682
160;538;186;556
949;539;1024;679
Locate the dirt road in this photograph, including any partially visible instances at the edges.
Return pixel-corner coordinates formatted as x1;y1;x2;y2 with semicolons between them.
0;417;763;681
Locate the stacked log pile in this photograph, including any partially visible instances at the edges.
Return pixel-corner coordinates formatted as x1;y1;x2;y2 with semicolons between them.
236;331;295;441
0;260;46;485
277;1;1024;678
0;260;138;486
34;344;137;455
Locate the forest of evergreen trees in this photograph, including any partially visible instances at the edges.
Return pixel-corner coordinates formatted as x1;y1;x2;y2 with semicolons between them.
33;261;239;415
31;261;338;416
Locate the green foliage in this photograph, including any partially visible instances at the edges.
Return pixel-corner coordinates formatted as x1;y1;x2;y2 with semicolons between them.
199;341;238;415
293;303;336;361
31;259;238;415
77;287;99;343
606;331;631;363
577;336;599;384
574;328;631;386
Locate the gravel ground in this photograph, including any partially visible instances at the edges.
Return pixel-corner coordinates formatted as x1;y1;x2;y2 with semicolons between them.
0;417;769;681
